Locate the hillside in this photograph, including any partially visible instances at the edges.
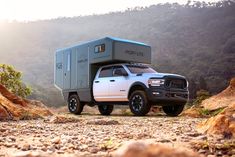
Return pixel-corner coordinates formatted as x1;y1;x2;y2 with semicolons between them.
0;1;234;106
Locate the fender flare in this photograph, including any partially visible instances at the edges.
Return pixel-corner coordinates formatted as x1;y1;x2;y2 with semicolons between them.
128;82;148;98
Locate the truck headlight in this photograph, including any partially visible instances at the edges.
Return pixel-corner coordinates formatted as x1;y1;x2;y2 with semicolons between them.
148;79;165;87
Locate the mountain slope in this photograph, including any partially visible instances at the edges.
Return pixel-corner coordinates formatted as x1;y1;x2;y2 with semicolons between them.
0;1;234;105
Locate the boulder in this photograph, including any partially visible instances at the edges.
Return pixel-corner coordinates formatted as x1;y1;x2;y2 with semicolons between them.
0;84;53;120
197;102;235;138
0;84;28;107
113;141;200;157
201;78;235;110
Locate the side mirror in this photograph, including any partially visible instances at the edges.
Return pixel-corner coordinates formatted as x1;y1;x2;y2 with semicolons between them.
114;69;128;76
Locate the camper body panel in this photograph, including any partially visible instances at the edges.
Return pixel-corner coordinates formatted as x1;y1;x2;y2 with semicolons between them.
55;43;91;102
55;37;151;102
113;40;151;64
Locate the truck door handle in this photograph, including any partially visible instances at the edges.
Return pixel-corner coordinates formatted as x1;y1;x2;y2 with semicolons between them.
110;80;115;82
95;81;99;83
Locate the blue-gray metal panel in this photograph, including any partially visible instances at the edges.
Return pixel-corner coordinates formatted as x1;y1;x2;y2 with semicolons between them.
77;45;89;89
89;38;113;64
55;37;151;93
113;41;151;64
63;50;71;89
70;48;77;89
62;88;92;102
55;51;63;89
107;37;148;46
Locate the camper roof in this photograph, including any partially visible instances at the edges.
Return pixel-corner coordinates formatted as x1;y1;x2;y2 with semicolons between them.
106;37;149;46
56;37;149;52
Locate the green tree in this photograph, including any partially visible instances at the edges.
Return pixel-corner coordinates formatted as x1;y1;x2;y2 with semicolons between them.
0;64;31;98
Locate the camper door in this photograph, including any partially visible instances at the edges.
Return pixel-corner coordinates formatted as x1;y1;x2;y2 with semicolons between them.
63;50;71;89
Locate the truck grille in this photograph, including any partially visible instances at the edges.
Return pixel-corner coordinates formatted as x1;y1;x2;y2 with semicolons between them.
165;78;187;89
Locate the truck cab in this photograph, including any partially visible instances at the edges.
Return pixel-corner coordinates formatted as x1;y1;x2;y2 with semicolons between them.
91;63;188;116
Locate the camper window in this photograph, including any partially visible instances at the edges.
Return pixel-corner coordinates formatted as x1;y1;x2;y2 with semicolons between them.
95;44;105;53
67;53;71;71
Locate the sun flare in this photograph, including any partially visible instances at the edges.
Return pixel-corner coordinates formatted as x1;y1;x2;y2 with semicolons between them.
0;0;219;22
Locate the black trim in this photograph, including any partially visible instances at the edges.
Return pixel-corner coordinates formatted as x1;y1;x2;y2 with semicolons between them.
129;82;148;90
128;82;148;98
146;88;188;105
96;102;128;106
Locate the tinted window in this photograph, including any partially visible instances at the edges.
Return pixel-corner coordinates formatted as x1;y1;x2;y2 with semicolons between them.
99;67;112;77
112;66;127;76
126;65;156;74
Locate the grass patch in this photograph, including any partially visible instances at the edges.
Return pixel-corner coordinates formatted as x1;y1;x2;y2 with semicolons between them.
199;108;225;117
191;140;235;155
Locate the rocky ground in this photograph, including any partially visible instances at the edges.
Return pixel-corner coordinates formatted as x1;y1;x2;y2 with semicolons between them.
0;111;234;157
0;78;235;157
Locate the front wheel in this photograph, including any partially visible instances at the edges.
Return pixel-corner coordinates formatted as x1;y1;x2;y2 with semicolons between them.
98;105;114;115
162;105;185;117
68;94;84;115
129;90;151;116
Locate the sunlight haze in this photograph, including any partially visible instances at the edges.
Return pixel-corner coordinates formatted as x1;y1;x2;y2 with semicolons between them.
0;0;219;21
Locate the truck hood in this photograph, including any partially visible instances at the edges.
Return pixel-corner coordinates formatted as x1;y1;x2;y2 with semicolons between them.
138;73;186;79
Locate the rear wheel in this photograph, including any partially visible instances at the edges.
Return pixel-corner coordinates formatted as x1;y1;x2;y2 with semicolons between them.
98;105;114;115
129;90;151;116
68;94;84;115
162;105;184;117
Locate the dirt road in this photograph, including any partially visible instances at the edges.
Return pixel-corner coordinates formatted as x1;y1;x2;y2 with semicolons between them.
0;114;207;157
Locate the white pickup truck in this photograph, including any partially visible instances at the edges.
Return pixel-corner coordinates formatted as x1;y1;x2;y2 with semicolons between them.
55;37;189;116
67;63;188;116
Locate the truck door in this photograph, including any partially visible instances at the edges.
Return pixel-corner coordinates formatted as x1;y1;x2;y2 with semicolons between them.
93;67;112;102
108;66;128;101
63;50;71;89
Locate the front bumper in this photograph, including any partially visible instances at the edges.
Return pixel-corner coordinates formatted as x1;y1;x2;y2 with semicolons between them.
146;87;189;105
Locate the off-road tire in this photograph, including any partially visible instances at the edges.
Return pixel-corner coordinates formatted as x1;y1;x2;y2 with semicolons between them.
162;104;185;117
129;90;151;116
98;105;114;115
68;94;84;115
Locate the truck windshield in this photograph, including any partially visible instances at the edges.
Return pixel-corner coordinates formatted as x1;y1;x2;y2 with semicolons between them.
126;65;157;74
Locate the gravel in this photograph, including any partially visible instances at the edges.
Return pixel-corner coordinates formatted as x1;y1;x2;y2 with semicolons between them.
0;115;230;157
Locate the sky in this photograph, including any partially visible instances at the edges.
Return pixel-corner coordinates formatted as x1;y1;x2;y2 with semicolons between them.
0;0;219;22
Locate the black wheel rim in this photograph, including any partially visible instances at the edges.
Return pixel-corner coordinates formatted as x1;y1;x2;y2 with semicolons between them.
131;95;143;112
167;106;177;112
169;106;174;112
102;105;108;110
69;98;77;112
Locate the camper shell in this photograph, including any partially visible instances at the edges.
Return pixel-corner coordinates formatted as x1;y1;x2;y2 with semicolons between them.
55;37;151;103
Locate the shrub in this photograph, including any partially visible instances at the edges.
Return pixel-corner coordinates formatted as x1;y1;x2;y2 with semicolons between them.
0;64;31;98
